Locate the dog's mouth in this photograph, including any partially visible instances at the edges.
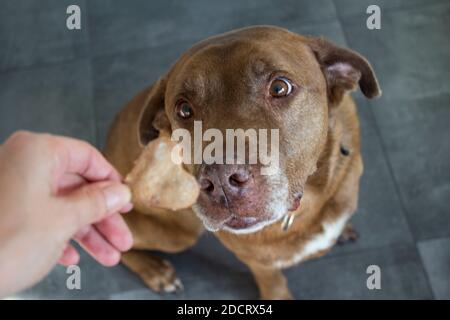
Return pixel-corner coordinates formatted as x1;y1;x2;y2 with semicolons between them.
288;192;303;212
222;193;302;232
193;186;303;234
192;205;267;233
224;216;260;230
192;203;291;234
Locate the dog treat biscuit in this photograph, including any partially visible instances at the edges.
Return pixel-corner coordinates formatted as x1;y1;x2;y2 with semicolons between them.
125;136;199;211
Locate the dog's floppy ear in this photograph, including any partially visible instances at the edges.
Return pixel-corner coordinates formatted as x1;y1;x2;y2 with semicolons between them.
307;37;381;107
137;77;172;146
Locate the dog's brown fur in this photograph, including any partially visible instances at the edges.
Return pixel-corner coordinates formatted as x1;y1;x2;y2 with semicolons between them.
104;26;380;299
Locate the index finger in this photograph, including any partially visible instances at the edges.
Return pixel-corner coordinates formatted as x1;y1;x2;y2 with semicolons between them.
48;135;122;186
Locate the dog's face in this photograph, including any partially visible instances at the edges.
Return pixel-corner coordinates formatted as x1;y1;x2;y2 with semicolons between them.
139;26;380;234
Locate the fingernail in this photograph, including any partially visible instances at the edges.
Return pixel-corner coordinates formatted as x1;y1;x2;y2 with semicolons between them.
120;202;134;213
102;184;132;213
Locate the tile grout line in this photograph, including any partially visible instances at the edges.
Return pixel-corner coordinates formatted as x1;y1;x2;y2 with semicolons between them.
84;1;99;148
366;103;436;300
415;240;441;300
0;7;365;75
0;1;447;77
363;84;450;299
333;0;450;20
332;0;436;299
330;0;349;47
0;57;89;76
416;235;450;245
320;241;413;264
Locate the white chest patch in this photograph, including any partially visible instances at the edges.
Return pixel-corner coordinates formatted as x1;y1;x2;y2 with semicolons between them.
273;213;350;269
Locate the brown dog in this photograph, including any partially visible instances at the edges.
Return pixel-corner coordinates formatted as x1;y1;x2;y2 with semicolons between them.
104;26;381;299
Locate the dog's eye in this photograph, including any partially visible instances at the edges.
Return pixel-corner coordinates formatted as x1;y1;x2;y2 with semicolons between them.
269;77;293;97
175;100;194;119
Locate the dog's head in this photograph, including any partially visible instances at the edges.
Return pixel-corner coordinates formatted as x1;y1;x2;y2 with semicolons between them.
137;26;380;234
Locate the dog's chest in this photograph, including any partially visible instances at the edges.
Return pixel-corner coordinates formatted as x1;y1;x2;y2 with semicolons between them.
273;213;349;269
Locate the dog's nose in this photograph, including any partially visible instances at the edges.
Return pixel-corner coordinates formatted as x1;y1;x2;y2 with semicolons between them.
198;165;252;201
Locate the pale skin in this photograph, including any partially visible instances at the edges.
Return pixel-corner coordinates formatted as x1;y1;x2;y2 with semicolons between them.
0;131;134;298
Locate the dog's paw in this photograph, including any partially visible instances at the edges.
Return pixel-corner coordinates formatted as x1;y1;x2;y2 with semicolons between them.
337;222;359;245
137;255;183;293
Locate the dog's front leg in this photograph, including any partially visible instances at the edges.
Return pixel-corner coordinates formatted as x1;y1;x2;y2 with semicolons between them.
121;250;183;293
247;263;293;300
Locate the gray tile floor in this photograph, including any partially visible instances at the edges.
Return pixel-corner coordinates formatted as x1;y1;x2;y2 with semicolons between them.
1;0;449;299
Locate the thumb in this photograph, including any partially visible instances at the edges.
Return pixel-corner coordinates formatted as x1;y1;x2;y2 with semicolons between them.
61;181;131;231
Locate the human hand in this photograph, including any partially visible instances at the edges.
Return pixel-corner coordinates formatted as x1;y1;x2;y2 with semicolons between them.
0;131;133;297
